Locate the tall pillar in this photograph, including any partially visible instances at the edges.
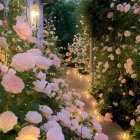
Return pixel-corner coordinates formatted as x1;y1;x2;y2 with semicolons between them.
90;37;94;80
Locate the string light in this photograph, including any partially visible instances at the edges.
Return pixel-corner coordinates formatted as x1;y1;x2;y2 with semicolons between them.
86;94;89;99
66;68;104;122
119;132;131;140
94;109;98;115
92;101;97;106
79;75;82;80
97;115;100;121
66;70;71;76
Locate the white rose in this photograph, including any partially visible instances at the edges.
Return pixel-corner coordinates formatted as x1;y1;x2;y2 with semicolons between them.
39;105;53;119
42;121;62;132
46;127;64;140
25;111;42;124
33;80;47;92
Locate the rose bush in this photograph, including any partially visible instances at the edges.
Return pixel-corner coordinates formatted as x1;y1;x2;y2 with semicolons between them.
81;0;140;139
0;1;108;140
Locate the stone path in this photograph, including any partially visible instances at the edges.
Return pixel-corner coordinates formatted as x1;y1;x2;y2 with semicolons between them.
62;67;124;140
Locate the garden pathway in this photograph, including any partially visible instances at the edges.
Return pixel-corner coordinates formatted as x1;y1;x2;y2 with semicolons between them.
62;67;124;140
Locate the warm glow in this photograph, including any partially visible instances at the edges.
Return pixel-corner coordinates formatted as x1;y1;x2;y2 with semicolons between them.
66;70;71;75
119;132;131;140
92;101;97;106
31;11;39;17
94;109;98;115
31;4;40;29
86;94;89;98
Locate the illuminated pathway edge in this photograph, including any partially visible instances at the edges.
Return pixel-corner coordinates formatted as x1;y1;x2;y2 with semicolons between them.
62;67;128;140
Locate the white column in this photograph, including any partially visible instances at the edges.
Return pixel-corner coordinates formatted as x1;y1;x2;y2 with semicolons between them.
37;0;44;44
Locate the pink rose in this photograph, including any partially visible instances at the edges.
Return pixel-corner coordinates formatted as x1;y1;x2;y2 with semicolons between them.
11;53;35;72
0;37;9;48
42;40;49;46
130;119;136;126
46;127;64;140
66;52;71;56
39;105;53;119
25;111;42;124
16;135;37;140
1;73;25;94
33;80;47;92
107;47;112;52
107;12;114;18
28;36;37;43
36;71;46;80
124;4;131;12
124;58;133;74
129;90;135;96
93;121;102;132
17;125;40;138
94;133;108;140
115;48;121;55
35;56;52;70
104;113;112;122
43;121;61;132
117;4;124;12
124;31;131;37
136;35;140;42
0;111;17;133
13;16;32;40
104;62;109;69
108;54;114;60
0;3;4;11
121;79;126;84
65;58;71;62
50;83;59;92
49;54;61;68
134;8;140;14
27;49;42;57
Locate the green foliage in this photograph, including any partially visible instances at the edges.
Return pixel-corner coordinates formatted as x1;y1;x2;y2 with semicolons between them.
0;0;33;64
81;0;140;139
80;0;140;44
43;0;79;51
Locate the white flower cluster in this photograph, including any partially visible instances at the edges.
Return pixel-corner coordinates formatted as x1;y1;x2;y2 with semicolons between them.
42;19;58;49
67;30;90;73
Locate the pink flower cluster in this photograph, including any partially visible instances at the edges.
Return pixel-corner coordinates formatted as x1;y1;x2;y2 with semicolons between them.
13;16;36;42
116;3;140;14
1;73;25;94
11;49;61;72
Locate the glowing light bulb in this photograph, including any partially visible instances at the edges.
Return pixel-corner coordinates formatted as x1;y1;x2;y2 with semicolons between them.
92;101;97;106
97;115;100;121
66;70;70;76
122;132;130;140
123;133;126;139
94;110;98;115
86;94;89;98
